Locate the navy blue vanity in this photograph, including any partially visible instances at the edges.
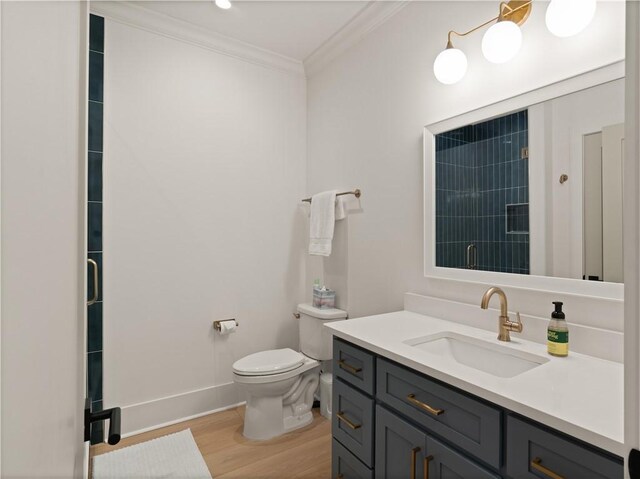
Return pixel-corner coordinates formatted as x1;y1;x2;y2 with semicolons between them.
331;337;623;479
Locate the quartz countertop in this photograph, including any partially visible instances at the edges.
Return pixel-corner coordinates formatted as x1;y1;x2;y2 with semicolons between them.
325;310;624;457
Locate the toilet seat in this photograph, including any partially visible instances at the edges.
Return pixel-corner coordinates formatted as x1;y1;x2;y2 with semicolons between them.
233;348;305;376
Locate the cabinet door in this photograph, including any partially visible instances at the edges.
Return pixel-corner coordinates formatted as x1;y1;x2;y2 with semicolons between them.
426;436;500;479
375;405;427;479
506;416;623;478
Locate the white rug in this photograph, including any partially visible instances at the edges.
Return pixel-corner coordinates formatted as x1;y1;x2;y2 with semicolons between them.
92;429;212;479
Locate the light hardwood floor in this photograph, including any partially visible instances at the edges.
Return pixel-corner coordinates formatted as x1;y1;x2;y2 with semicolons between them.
91;407;332;478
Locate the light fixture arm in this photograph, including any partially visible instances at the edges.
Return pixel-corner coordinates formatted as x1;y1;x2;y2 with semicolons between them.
445;0;532;48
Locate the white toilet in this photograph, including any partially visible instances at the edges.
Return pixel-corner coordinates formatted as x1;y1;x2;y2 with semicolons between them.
232;303;347;440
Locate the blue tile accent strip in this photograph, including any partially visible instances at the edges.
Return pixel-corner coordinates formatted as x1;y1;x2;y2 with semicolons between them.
89;51;104;102
88;351;103;401
88;152;102;202
88;14;105;445
88;101;103;152
87;302;103;353
435;110;529;274
89;15;104;53
88;202;102;252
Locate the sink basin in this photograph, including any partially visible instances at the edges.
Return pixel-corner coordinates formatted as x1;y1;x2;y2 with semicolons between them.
404;332;549;378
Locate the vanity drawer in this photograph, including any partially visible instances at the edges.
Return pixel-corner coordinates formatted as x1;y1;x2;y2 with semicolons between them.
333;378;375;467
506;416;623;479
376;358;502;469
334;338;375;395
332;439;373;479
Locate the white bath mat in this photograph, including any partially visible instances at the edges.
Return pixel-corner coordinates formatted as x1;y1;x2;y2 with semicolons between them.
92;429;212;479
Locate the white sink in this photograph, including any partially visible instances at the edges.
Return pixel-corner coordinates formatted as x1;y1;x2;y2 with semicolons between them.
404;332;549;378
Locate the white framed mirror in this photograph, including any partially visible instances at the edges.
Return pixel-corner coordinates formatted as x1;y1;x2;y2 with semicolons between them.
424;61;624;300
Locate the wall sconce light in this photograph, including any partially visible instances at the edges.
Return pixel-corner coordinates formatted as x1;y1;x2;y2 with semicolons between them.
433;0;596;85
215;0;232;10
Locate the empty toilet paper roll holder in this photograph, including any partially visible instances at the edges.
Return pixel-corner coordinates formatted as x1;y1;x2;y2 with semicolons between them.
213;318;238;331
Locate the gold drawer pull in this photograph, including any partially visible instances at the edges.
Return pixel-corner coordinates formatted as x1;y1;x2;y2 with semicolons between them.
411;447;421;479
531;457;564;479
423;455;433;479
407;394;445;416
337;412;362;430
336;475;344;479
338;359;362;374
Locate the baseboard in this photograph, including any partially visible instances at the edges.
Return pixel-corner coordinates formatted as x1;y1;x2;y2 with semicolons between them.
119;382;241;436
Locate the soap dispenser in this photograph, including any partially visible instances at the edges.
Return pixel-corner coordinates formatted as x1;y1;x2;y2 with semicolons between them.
547;302;569;357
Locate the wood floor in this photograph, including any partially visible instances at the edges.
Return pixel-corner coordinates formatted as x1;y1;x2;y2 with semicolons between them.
91;406;332;478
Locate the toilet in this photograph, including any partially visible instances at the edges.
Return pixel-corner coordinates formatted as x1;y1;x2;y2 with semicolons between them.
232;303;348;440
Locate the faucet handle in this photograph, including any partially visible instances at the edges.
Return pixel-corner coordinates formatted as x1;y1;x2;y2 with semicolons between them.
511;312;524;333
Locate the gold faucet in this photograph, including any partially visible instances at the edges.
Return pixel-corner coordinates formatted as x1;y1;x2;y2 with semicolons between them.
480;287;523;342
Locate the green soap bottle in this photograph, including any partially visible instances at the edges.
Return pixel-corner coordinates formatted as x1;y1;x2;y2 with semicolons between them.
547;302;569;357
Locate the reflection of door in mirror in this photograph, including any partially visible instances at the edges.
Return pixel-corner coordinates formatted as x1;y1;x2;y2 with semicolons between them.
435;111;529;275
583;123;624;283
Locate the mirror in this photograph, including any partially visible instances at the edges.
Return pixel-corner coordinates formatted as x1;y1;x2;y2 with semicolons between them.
426;71;624;287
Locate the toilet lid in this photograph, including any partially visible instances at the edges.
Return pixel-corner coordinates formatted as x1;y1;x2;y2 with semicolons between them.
233;348;305;376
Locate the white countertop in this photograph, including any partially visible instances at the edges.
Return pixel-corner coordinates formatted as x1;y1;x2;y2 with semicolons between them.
325;310;624;457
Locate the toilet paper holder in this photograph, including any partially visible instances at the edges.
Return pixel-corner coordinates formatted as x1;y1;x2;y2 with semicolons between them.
213;318;238;332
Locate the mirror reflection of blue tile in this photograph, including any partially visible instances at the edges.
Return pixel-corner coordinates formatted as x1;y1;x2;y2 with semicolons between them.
435;110;529;275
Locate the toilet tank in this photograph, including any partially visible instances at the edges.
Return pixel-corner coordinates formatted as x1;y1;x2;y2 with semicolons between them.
297;303;348;360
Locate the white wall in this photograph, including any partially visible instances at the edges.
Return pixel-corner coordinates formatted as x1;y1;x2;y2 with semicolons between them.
1;1;87;476
307;1;626;329
102;18;307;433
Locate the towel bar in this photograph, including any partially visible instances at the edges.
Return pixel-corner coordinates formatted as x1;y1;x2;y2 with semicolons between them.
301;189;361;203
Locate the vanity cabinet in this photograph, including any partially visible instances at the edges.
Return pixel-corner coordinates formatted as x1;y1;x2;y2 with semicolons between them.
331;337;623;479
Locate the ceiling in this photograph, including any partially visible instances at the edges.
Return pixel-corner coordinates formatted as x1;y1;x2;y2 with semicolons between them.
131;1;372;61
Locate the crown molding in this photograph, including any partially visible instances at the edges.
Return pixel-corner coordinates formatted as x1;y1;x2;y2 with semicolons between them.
90;1;305;77
304;0;411;78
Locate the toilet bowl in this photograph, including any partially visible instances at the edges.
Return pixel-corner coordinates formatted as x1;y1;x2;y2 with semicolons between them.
232;304;348;440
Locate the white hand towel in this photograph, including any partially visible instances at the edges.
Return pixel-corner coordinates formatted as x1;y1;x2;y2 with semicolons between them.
309;190;337;256
335;196;347;221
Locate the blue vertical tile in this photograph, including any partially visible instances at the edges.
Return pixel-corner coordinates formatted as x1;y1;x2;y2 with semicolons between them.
88;351;103;401
90;15;104;53
89;51;104;102
88;101;103;152
88;202;102;252
88;152;102;202
87;302;103;353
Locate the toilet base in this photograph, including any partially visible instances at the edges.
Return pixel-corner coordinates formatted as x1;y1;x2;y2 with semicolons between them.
283;411;313;433
239;365;320;441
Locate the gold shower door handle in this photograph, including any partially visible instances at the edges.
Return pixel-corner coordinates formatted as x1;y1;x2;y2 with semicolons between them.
87;259;99;306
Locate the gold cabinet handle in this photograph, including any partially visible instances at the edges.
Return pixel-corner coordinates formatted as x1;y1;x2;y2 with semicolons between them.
411;447;421;479
407;394;444;416
87;259;99;306
336;412;361;430
423;455;433;479
338;359;362;374
531;457;564;479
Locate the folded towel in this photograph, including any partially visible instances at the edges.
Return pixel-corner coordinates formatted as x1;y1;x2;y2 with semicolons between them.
309;190;337;256
335;196;347;221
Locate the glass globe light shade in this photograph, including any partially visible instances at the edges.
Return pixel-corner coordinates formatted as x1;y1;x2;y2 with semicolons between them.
481;20;522;64
215;0;231;10
433;48;468;85
546;0;596;37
